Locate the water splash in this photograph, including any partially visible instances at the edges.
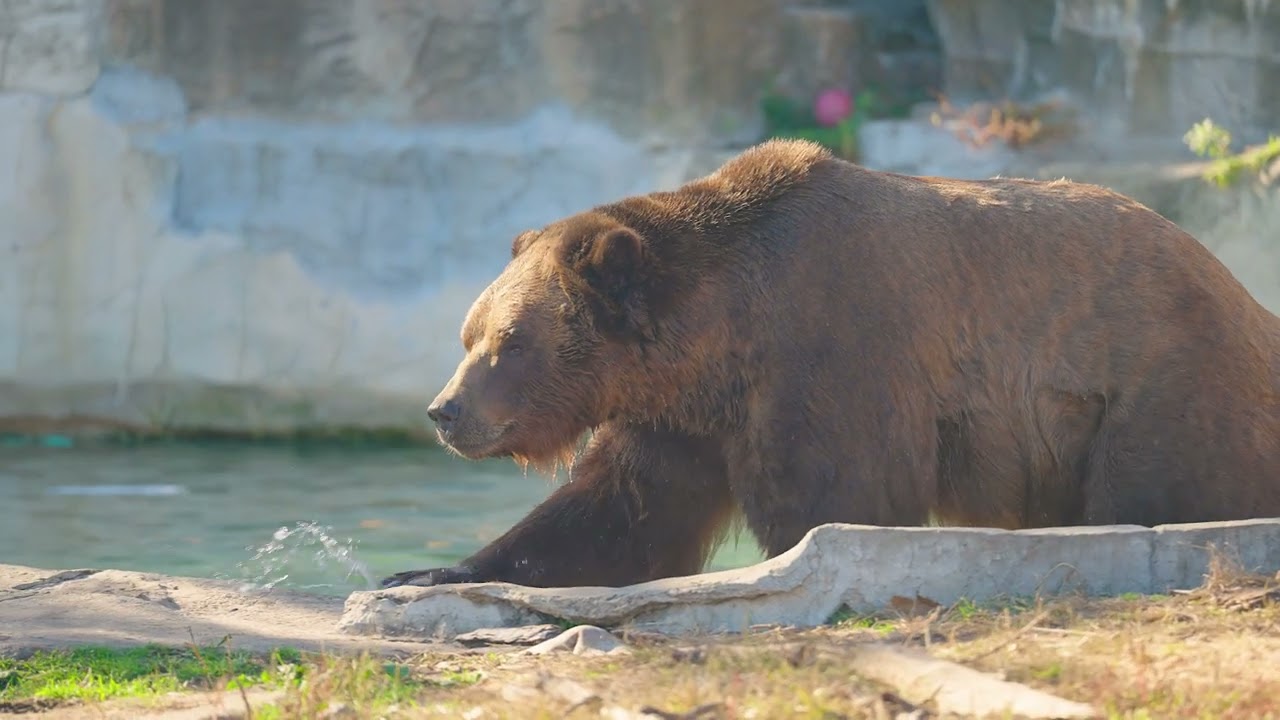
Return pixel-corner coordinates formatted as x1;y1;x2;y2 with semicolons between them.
230;521;377;593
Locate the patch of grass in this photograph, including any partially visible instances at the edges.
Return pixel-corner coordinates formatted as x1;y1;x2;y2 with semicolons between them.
257;653;435;719
828;608;897;635
0;644;297;705
950;597;981;620
925;560;1280;719
429;668;484;688
1184;118;1280;188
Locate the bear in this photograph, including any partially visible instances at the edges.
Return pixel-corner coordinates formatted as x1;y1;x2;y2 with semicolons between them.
381;138;1280;590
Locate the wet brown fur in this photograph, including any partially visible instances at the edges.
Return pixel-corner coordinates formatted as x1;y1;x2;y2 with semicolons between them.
384;139;1280;590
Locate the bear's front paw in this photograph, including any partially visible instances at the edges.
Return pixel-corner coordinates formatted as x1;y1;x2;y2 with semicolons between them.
379;565;483;589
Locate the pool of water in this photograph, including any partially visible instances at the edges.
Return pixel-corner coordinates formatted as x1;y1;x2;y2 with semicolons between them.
0;443;765;595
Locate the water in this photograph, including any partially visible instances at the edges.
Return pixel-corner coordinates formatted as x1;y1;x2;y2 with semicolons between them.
0;443;765;595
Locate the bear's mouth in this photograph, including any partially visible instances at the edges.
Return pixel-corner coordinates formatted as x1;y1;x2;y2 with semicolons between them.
435;420;515;460
437;414;589;476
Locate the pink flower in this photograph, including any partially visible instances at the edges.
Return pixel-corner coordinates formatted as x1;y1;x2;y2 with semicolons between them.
813;88;854;127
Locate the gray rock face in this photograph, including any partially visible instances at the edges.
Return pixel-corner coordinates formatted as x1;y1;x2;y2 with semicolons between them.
338;519;1280;640
0;66;732;432
102;0;789;144
1;0;795;433
0;0;1276;433
927;0;1280;141
0;0;103;95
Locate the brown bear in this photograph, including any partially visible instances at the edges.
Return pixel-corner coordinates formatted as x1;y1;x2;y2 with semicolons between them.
381;139;1280;590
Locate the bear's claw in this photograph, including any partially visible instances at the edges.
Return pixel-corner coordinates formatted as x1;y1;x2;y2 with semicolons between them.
379;565;482;589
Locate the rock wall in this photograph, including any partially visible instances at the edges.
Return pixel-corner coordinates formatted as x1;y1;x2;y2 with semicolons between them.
928;0;1280;144
0;0;1276;434
1;0;790;433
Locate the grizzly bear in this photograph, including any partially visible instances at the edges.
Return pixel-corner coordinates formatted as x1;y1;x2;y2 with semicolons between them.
382;139;1280;590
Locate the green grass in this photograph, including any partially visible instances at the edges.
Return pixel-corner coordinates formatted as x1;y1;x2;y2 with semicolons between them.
0;643;429;718
0;644;299;704
826;608;898;635
254;654;431;719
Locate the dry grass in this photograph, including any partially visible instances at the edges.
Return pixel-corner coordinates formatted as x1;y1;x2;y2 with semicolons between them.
929;95;1078;150
240;559;1280;719
387;556;1280;720
926;559;1280;719
10;557;1280;719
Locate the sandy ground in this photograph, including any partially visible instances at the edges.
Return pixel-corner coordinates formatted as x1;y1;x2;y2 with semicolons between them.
0;564;449;658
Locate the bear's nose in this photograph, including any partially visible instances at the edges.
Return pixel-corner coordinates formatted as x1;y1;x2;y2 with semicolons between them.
427;399;462;431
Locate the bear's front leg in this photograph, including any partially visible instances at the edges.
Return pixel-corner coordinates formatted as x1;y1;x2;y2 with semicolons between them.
380;425;735;589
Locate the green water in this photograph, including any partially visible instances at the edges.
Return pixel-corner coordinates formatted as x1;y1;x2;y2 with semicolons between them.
0;443;765;595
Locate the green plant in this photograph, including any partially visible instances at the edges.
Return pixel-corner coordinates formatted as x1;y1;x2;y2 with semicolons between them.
760;88;878;161
1183;118;1280;188
1183;118;1233;160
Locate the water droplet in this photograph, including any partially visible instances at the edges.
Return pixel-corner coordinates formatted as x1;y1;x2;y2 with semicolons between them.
227;521;377;593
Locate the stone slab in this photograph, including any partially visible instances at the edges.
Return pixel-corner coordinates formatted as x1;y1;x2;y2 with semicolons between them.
338;519;1280;640
0;564;454;656
847;644;1098;719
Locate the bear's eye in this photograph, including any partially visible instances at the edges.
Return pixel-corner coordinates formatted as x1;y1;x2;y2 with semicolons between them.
499;332;526;357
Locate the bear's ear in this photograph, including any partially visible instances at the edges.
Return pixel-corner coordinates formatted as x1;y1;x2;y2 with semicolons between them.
566;226;654;340
511;229;540;259
584;227;646;287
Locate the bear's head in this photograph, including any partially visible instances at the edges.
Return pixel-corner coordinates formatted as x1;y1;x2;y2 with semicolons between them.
426;210;673;473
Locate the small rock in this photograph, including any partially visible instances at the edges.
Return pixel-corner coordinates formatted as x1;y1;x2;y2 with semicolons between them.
454;624;563;646
13;569;100;591
637;702;724;719
321;700;357;718
670;646;707;664
499;682;542;704
539;676;599;709
524;625;629;656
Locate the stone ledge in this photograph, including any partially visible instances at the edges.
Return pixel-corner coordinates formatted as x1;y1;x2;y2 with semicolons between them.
338;518;1280;640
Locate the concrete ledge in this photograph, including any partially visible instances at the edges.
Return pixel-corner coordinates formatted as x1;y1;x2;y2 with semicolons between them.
338;519;1280;640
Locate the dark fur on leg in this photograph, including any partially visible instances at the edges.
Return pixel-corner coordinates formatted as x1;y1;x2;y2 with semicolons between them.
381;424;734;589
